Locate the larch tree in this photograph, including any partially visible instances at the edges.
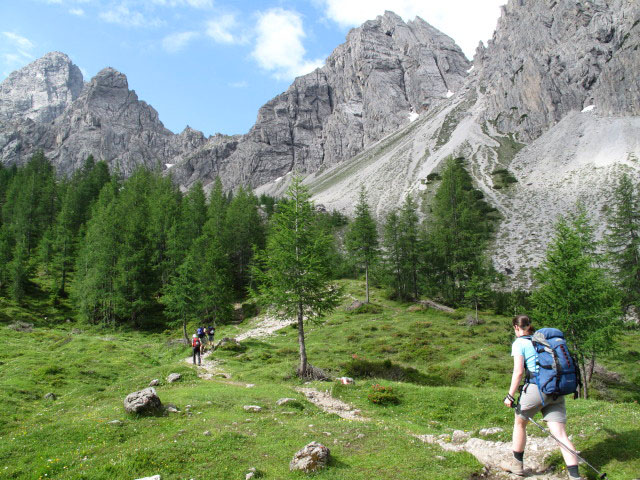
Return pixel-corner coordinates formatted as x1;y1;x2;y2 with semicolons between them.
251;176;342;377
345;186;379;303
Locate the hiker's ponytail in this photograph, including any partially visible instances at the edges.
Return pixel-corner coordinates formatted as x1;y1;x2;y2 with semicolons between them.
512;315;534;335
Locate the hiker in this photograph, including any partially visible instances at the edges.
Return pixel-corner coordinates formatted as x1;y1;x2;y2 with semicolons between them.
192;334;201;365
207;325;215;349
501;315;583;480
197;326;206;354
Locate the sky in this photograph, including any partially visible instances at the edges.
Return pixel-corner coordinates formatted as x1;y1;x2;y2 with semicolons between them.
0;0;505;137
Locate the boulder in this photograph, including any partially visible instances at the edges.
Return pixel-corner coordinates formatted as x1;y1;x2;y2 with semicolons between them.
134;476;161;480
108;420;123;425
124;387;162;414
346;300;364;311
290;441;330;473
44;392;57;400
8;321;34;332
148;379;160;387
452;430;471;444
166;373;181;383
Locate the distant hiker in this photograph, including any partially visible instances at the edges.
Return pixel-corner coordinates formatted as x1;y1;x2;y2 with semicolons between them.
501;315;583;480
197;326;206;353
192;334;201;365
207;325;215;348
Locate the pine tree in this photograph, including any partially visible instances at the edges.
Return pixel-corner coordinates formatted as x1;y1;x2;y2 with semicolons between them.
251;177;342;377
345;186;379;303
399;195;421;300
606;173;640;309
426;157;493;304
383;210;405;299
531;208;622;398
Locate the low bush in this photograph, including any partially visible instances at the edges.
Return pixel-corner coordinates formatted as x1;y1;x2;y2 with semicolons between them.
367;384;400;405
349;303;383;315
342;357;434;385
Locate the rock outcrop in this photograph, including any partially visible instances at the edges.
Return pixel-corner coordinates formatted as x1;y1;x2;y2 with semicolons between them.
170;11;470;190
477;0;640;141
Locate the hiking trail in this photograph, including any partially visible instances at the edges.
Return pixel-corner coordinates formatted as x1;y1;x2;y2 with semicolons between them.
296;387;368;421
415;433;566;480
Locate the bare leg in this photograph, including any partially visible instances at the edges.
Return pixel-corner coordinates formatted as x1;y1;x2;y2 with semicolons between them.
547;421;579;466
513;414;528;452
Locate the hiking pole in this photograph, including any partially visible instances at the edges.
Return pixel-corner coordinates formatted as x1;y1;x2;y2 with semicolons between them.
511;403;608;479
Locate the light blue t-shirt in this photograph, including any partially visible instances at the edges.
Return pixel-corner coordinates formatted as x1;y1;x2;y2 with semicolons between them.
511;337;538;374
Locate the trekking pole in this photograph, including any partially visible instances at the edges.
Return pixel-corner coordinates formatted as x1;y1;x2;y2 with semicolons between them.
511;403;608;479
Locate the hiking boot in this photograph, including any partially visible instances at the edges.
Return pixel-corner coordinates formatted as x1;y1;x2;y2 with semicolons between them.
499;457;524;476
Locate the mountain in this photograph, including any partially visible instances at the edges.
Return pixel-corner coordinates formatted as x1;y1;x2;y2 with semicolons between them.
1;2;639;284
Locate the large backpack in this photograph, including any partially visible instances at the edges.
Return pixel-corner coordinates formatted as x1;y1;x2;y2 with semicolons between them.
193;337;201;348
525;328;581;400
197;327;204;336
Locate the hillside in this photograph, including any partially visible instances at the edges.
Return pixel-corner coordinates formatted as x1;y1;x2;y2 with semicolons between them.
1;280;638;480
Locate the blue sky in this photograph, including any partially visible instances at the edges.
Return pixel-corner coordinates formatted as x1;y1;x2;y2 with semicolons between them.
1;0;504;137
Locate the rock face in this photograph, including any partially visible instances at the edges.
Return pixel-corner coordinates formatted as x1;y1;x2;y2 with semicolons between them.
289;442;330;473
171;11;470;189
0;52;83;125
123;387;162;414
477;0;640;141
0;58;206;176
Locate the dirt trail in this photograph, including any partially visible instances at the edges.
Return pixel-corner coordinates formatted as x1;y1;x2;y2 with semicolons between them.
415;433;565;480
296;387;368;421
184;315;295;382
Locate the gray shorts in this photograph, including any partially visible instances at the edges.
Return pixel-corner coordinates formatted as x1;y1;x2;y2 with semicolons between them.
517;383;567;423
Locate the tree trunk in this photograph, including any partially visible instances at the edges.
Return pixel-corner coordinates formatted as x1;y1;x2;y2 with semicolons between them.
587;355;596;383
182;319;188;342
579;356;588;399
475;301;478;324
297;302;308;377
365;263;370;304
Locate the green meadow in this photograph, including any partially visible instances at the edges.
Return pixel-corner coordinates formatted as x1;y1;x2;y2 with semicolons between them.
1;280;638;480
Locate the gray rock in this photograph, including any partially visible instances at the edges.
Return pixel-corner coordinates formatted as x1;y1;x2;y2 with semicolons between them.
166;373;181;383
134;476;161;480
276;398;298;406
243;405;262;412
170;11;470;191
477;0;640;141
451;430;471;444
479;427;504;436
289;441;331;473
44;392;56;400
8;321;34;332
108;420;123;425
123;387;162;414
203;430;211;436
148;379;160;387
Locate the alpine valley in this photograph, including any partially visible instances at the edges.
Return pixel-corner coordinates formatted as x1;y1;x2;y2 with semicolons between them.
1;0;639;284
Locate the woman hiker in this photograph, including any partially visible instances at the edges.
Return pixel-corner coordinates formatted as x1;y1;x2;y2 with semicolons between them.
501;315;583;480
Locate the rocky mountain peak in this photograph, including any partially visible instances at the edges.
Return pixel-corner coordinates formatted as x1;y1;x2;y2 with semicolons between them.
0;51;83;125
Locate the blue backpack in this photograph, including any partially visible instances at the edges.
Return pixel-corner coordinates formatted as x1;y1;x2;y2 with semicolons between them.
197;327;204;336
525;328;581;400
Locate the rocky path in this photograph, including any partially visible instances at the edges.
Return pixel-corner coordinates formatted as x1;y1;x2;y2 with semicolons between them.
415;432;565;480
296;387;368;421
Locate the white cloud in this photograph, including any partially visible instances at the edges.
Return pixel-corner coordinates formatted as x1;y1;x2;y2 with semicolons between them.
229;80;248;88
69;8;85;15
162;31;198;53
2;32;34;51
318;0;504;59
152;0;213;8
100;4;165;28
251;8;324;81
206;14;248;45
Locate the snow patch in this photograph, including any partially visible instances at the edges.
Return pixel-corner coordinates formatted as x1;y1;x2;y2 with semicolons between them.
466;65;474;73
581;105;595;112
446;90;454;98
165;163;175;169
274;176;283;183
408;111;419;122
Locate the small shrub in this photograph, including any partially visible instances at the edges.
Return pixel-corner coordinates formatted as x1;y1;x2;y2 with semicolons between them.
342;357;433;385
367;384;400;405
349;303;383;315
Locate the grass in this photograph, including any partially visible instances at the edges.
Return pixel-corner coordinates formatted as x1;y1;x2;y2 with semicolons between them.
1;279;639;479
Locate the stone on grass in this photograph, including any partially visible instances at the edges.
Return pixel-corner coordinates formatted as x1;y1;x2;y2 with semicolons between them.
289;441;330;473
243;405;262;412
108;420;123;425
8;321;33;332
346;300;364;311
166;373;181;383
165;405;179;413
134;476;161;480
479;427;504;436
148;379;160;387
245;467;257;480
276;398;298;406
203;431;211;436
44;392;57;400
124;387;162;414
